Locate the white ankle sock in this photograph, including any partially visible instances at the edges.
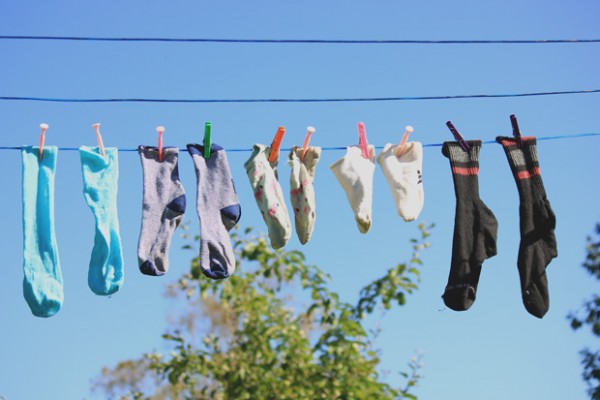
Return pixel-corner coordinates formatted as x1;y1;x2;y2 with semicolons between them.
330;145;375;233
377;141;424;221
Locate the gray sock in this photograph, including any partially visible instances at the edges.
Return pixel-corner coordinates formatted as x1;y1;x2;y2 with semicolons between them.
137;146;186;276
187;143;241;280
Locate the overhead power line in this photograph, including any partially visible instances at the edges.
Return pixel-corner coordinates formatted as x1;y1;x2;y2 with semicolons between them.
1;89;599;104
0;35;599;44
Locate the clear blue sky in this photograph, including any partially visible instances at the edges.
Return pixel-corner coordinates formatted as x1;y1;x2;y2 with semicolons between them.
1;1;599;399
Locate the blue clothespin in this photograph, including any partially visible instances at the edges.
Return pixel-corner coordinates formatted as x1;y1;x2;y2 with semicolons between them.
203;121;212;158
510;114;523;148
446;121;470;152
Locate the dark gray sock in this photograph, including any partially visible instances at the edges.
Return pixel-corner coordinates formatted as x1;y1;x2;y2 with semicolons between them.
441;141;498;311
496;136;557;318
137;146;186;276
187;143;241;280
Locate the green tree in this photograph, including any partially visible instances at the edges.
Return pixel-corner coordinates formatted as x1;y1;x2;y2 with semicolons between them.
569;223;600;399
93;224;432;400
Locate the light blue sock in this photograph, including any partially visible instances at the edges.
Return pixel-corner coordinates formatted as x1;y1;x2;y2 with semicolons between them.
22;146;63;318
80;146;124;295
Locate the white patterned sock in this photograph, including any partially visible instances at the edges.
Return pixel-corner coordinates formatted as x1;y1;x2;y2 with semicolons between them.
289;146;321;244
244;144;292;249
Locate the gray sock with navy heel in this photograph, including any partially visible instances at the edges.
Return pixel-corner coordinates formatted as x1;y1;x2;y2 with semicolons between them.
137;146;186;276
187;143;241;280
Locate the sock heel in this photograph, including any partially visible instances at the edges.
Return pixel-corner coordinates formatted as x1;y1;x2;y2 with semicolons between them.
221;204;242;230
167;194;186;215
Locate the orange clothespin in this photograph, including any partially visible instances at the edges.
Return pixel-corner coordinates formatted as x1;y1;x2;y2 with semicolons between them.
38;123;49;160
268;126;286;163
92;123;106;157
395;125;414;157
156;125;165;161
357;122;370;159
301;126;316;160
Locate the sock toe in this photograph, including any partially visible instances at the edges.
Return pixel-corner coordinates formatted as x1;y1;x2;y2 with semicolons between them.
399;205;419;222
442;285;476;311
23;277;63;318
522;275;550;318
202;255;231;280
355;211;372;233
200;240;235;280
202;265;230;280
139;260;165;277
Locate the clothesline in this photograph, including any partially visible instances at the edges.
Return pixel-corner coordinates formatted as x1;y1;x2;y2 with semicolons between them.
2;89;600;103
0;132;598;152
1;35;600;44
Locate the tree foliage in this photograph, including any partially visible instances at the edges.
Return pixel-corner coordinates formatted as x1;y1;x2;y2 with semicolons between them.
569;223;600;399
93;223;432;400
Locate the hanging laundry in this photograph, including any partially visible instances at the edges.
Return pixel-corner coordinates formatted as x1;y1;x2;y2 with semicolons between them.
187;143;241;279
22;145;63;317
496;136;557;318
377;140;424;221
244;143;292;249
330;145;376;233
137;146;186;276
288;145;321;244
79;146;124;295
441;140;498;311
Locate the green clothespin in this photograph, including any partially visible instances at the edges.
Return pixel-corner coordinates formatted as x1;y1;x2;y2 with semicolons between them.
203;121;212;158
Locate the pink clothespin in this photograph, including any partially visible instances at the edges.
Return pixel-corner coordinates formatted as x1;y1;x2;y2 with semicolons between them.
38;123;49;160
268;126;286;163
396;125;414;157
156;125;165;162
357;122;370;159
92;123;106;157
301;126;316;160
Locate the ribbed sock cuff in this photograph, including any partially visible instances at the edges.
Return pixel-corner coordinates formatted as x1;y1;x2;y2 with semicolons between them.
442;140;482;198
496;136;547;200
442;140;481;175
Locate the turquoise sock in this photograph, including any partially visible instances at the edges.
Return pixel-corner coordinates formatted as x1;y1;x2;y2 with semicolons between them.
80;146;124;295
22;146;63;318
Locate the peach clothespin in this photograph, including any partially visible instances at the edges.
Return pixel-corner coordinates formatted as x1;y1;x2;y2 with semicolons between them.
301;126;316;160
38;123;49;160
92;123;106;157
357;122;370;159
396;125;414;157
268;126;286;163
156;125;165;161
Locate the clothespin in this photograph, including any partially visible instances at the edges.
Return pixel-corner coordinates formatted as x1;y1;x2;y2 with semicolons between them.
301;126;316;160
268;126;286;163
156;125;165;161
203;122;212;159
446;121;470;152
396;125;414;157
357;122;370;159
92;123;106;157
38;123;49;160
510;114;523;148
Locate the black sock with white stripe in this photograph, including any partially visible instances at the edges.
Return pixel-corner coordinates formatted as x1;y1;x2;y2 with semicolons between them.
441;141;498;311
497;136;557;318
